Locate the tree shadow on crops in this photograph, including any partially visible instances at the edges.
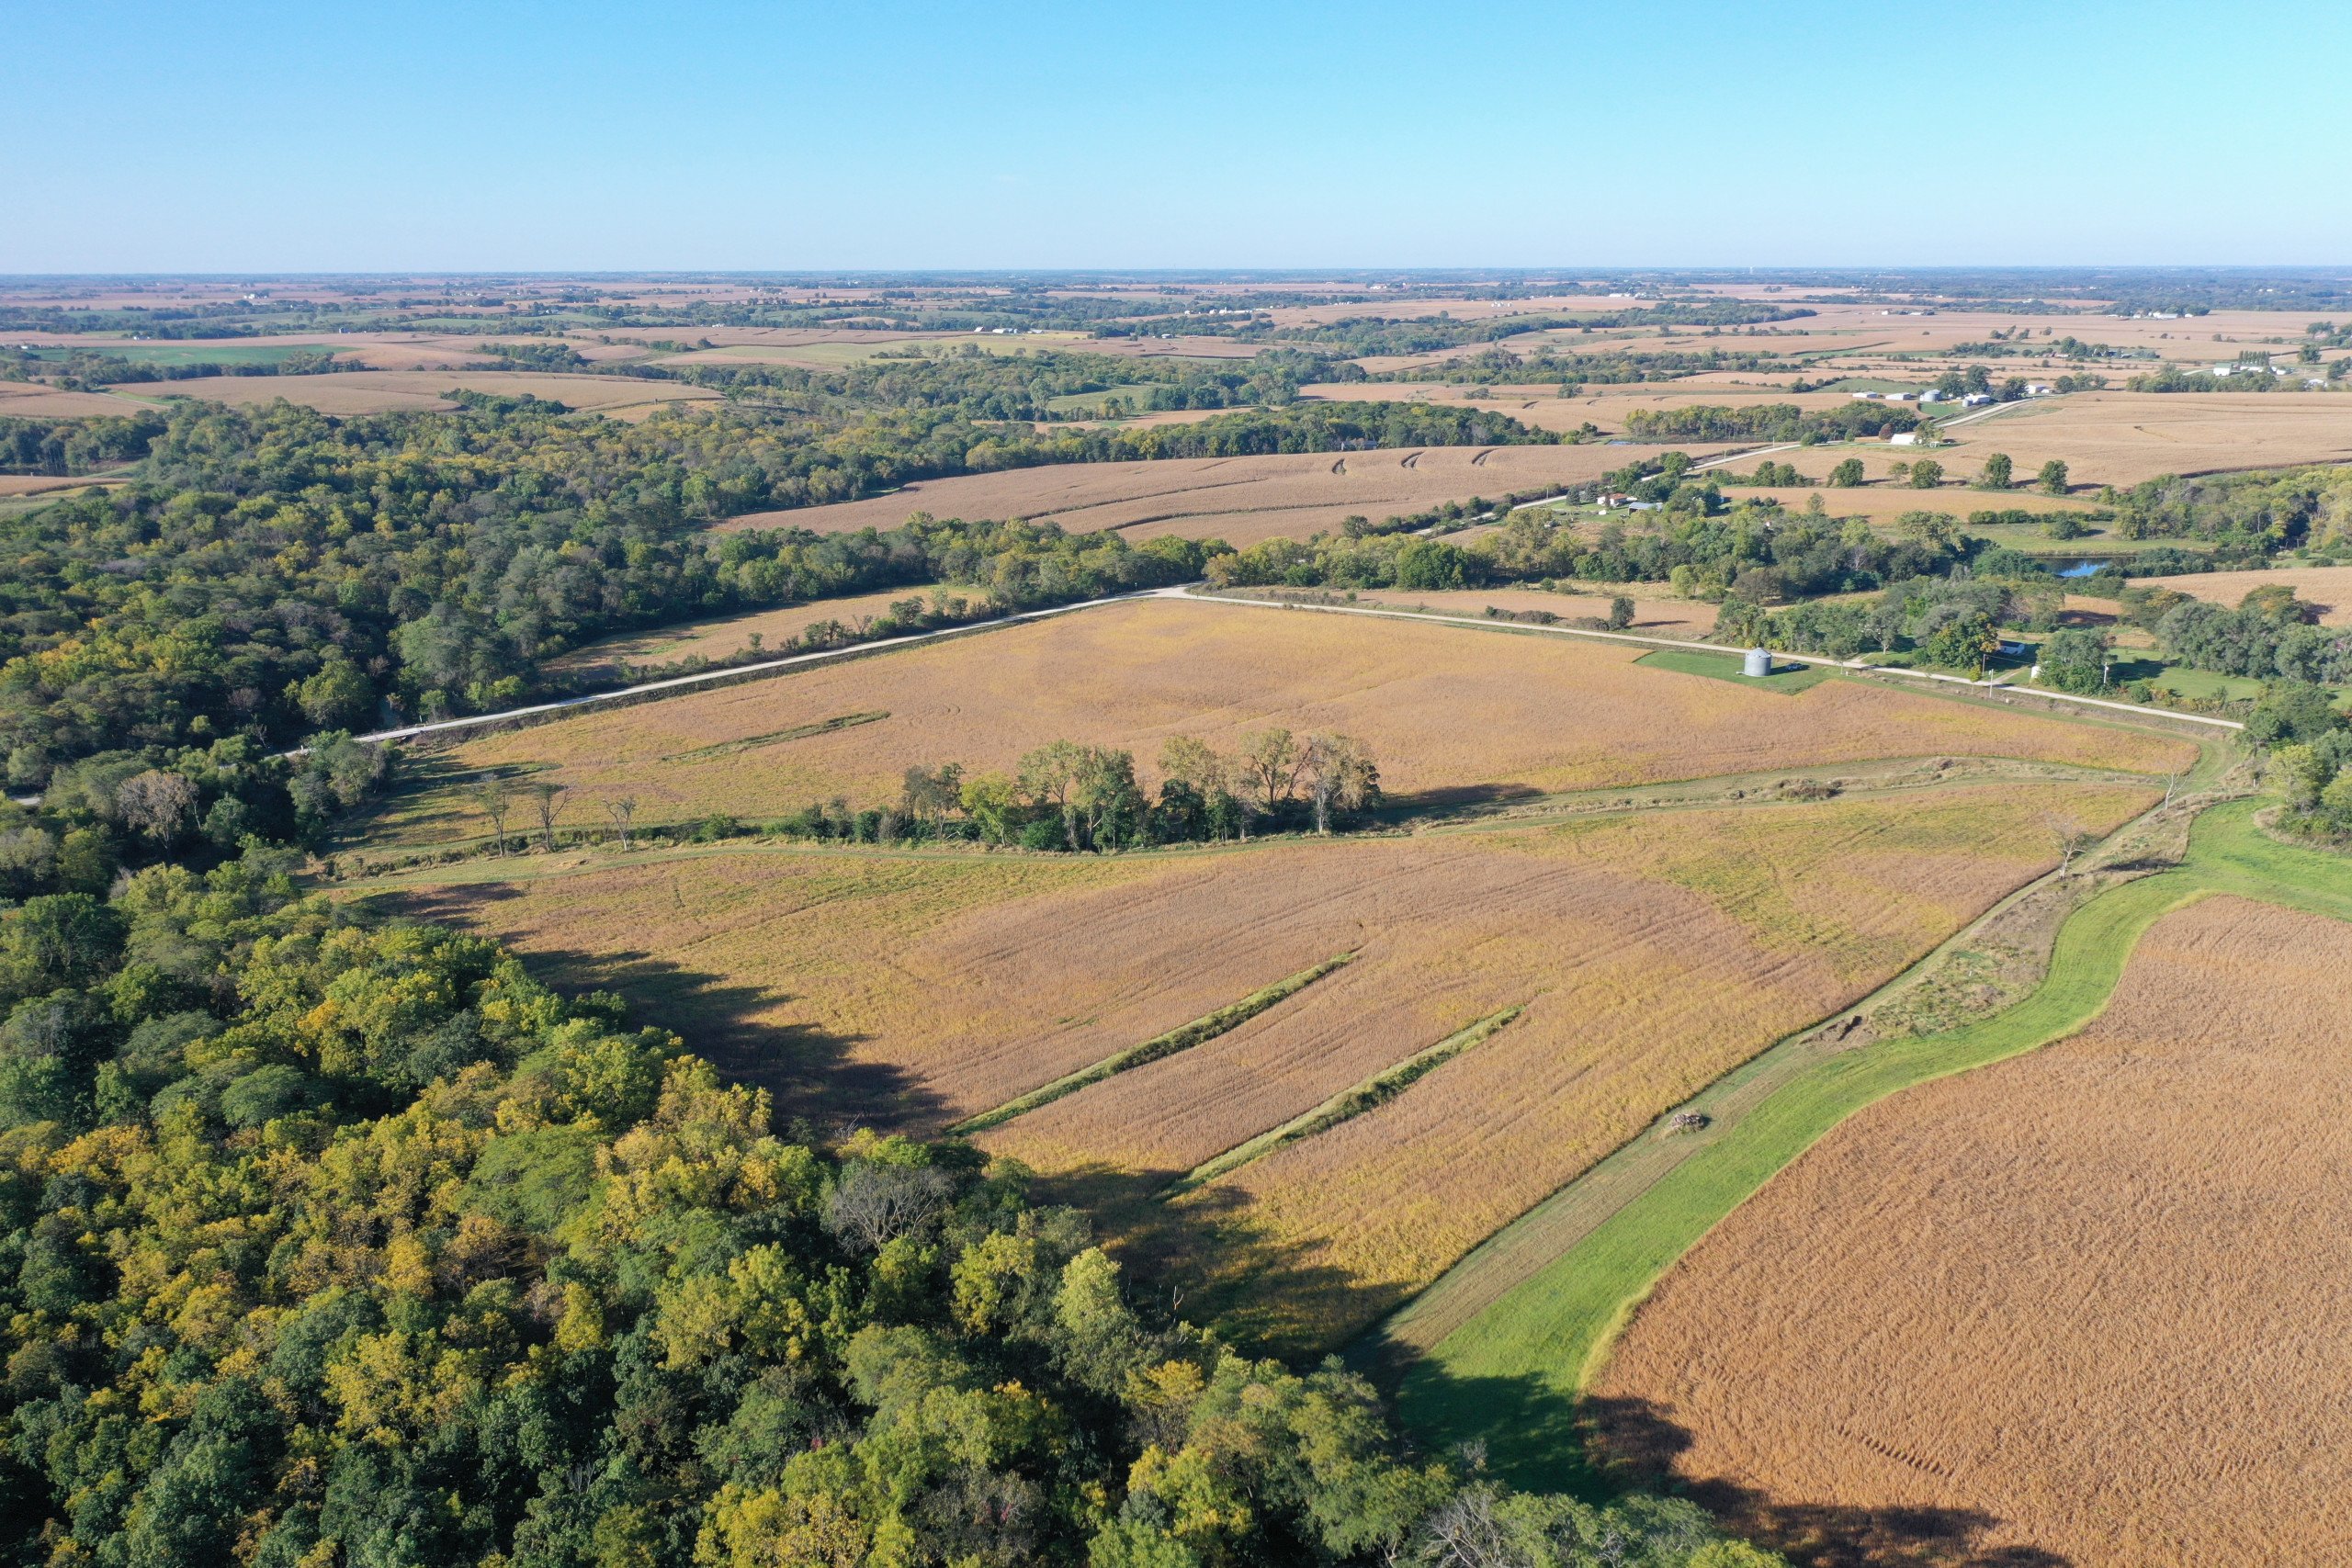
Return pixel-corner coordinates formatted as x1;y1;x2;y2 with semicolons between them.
1005;1158;1428;1364
1374;781;1550;820
382;879;950;1134
1579;1393;2075;1568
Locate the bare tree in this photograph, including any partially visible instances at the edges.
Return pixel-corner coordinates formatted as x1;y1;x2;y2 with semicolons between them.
115;770;200;844
1300;734;1381;834
2043;810;2090;875
528;781;566;852
822;1162;955;1253
604;795;638;850
470;776;513;856
2162;769;2187;810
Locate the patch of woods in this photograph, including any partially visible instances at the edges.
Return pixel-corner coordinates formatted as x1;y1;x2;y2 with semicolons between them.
0;842;1789;1568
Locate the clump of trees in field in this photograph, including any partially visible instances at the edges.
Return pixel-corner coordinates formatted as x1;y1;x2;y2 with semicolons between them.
768;729;1384;853
2123;583;2352;685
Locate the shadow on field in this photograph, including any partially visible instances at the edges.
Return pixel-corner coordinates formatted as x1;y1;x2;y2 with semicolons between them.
1374;781;1548;822
384;881;950;1134
1007;1159;1426;1363
1581;1393;2073;1568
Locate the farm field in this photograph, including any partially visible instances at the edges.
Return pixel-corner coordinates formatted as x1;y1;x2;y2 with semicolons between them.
371;778;2156;1355
113;368;725;416
1388;797;2352;1495
2131;562;2352;623
979;783;2155;1346
546;582;973;682
364;596;2195;850
1592;894;2352;1567
715;444;1744;544
1295;384;1860;437
1705;482;2094;521
0;380;162;417
1340;586;1718;637
0;472;131;497
1931;391;2352;485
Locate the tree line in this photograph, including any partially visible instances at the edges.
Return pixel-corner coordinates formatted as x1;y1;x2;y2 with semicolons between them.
464;729;1385;863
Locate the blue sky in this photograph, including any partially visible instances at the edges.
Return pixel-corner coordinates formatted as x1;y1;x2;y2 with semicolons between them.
7;0;2347;272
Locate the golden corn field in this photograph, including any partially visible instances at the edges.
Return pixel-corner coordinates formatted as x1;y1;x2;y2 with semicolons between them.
1591;896;2352;1568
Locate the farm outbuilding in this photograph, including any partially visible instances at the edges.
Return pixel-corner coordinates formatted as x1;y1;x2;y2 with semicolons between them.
1744;647;1773;677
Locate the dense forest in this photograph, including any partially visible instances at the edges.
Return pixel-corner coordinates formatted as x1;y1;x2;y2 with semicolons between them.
0;847;1789;1568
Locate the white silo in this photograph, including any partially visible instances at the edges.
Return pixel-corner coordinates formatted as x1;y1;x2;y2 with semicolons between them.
1743;647;1772;678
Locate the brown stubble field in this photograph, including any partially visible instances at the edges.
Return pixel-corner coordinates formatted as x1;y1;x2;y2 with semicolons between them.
1932;391;2352;486
378;779;2156;1352
113;369;725;416
2131;563;2352;624
547;581;975;682
368;598;2195;849
1590;895;2352;1568
713;444;1745;544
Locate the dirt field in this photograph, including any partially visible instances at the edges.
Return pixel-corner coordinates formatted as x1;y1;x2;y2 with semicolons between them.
548;582;976;682
368;597;2193;849
716;444;1744;545
115;369;724;417
1593;895;2352;1568
2131;563;2352;624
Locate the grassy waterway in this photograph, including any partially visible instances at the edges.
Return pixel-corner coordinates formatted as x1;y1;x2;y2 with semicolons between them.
1383;796;2352;1491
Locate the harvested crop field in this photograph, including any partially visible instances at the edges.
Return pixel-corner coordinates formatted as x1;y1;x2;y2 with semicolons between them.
2130;562;2352;624
383;781;2154;1350
0;381;163;418
368;597;2193;849
1592;895;2352;1568
1935;391;2352;486
121;369;723;416
0;472;130;497
1317;587;1717;637
547;583;978;682
1719;484;2094;521
714;444;1742;546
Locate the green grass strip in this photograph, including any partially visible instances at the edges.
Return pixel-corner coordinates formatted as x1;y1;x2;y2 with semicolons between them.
662;710;888;762
947;953;1356;1136
1165;1006;1522;1197
1391;797;2352;1491
1634;647;1835;694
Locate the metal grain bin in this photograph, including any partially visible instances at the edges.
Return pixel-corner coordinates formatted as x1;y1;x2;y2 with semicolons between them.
1744;647;1772;678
